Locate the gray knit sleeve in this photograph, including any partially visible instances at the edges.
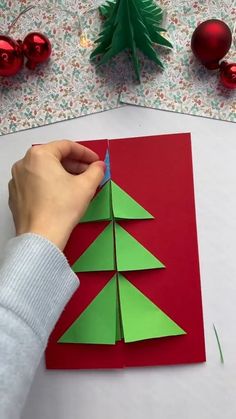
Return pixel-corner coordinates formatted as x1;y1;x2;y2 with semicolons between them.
0;234;79;419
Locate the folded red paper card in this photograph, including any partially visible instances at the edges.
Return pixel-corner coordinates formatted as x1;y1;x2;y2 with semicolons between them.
45;133;206;369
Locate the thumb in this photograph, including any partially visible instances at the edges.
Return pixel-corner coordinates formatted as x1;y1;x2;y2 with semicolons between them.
77;160;106;193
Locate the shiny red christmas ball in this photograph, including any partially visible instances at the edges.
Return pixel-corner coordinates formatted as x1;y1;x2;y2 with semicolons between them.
0;35;24;77
191;19;232;69
220;61;236;89
23;32;52;70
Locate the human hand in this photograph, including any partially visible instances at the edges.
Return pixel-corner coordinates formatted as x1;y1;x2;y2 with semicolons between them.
8;140;105;250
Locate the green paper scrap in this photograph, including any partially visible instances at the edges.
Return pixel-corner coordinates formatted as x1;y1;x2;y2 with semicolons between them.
213;324;224;364
118;274;186;343
115;222;165;271
58;276;117;344
72;223;115;272
111;181;154;220
91;0;173;82
80;181;111;223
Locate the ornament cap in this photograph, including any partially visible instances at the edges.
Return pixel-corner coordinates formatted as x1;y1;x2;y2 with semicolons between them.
26;60;37;70
16;39;23;50
219;60;228;70
204;60;220;70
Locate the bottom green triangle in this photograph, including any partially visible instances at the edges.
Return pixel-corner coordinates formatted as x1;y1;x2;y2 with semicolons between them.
58;276;117;345
118;274;186;343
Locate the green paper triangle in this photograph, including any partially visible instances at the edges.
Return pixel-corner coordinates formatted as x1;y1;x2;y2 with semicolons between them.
111;181;154;220
115;223;165;271
80;181;111;223
72;222;115;272
118;274;186;343
58;276;117;344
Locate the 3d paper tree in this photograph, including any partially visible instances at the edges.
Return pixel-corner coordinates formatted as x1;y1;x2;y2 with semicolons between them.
90;0;173;81
59;150;186;345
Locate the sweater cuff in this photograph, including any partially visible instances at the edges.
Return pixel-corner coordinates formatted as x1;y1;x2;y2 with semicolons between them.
0;234;79;343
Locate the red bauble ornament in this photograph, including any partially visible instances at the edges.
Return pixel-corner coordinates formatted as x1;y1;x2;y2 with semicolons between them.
23;32;52;70
220;61;236;89
0;35;24;77
191;19;232;69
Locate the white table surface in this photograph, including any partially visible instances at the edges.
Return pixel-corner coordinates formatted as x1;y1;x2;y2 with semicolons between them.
0;106;236;419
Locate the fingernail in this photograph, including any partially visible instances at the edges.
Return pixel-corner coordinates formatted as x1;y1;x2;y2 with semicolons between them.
97;160;106;172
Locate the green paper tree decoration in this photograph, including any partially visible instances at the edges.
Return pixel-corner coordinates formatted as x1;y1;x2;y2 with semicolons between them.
118;274;185;343
90;0;173;81
58;276;117;344
72;223;115;272
59;154;186;345
80;181;112;222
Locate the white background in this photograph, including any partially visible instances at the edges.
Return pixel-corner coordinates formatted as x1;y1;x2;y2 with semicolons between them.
0;106;236;419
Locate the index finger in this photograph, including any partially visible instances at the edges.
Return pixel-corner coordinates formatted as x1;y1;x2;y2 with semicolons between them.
38;140;99;163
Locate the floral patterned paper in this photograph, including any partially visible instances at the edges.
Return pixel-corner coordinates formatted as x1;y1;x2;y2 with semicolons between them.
0;0;125;135
0;1;235;136
120;0;236;123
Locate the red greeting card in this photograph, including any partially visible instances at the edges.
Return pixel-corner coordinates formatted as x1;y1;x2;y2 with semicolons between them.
46;133;205;369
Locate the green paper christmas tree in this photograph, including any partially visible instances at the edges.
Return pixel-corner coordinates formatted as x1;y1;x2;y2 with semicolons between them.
91;0;173;81
59;151;186;345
